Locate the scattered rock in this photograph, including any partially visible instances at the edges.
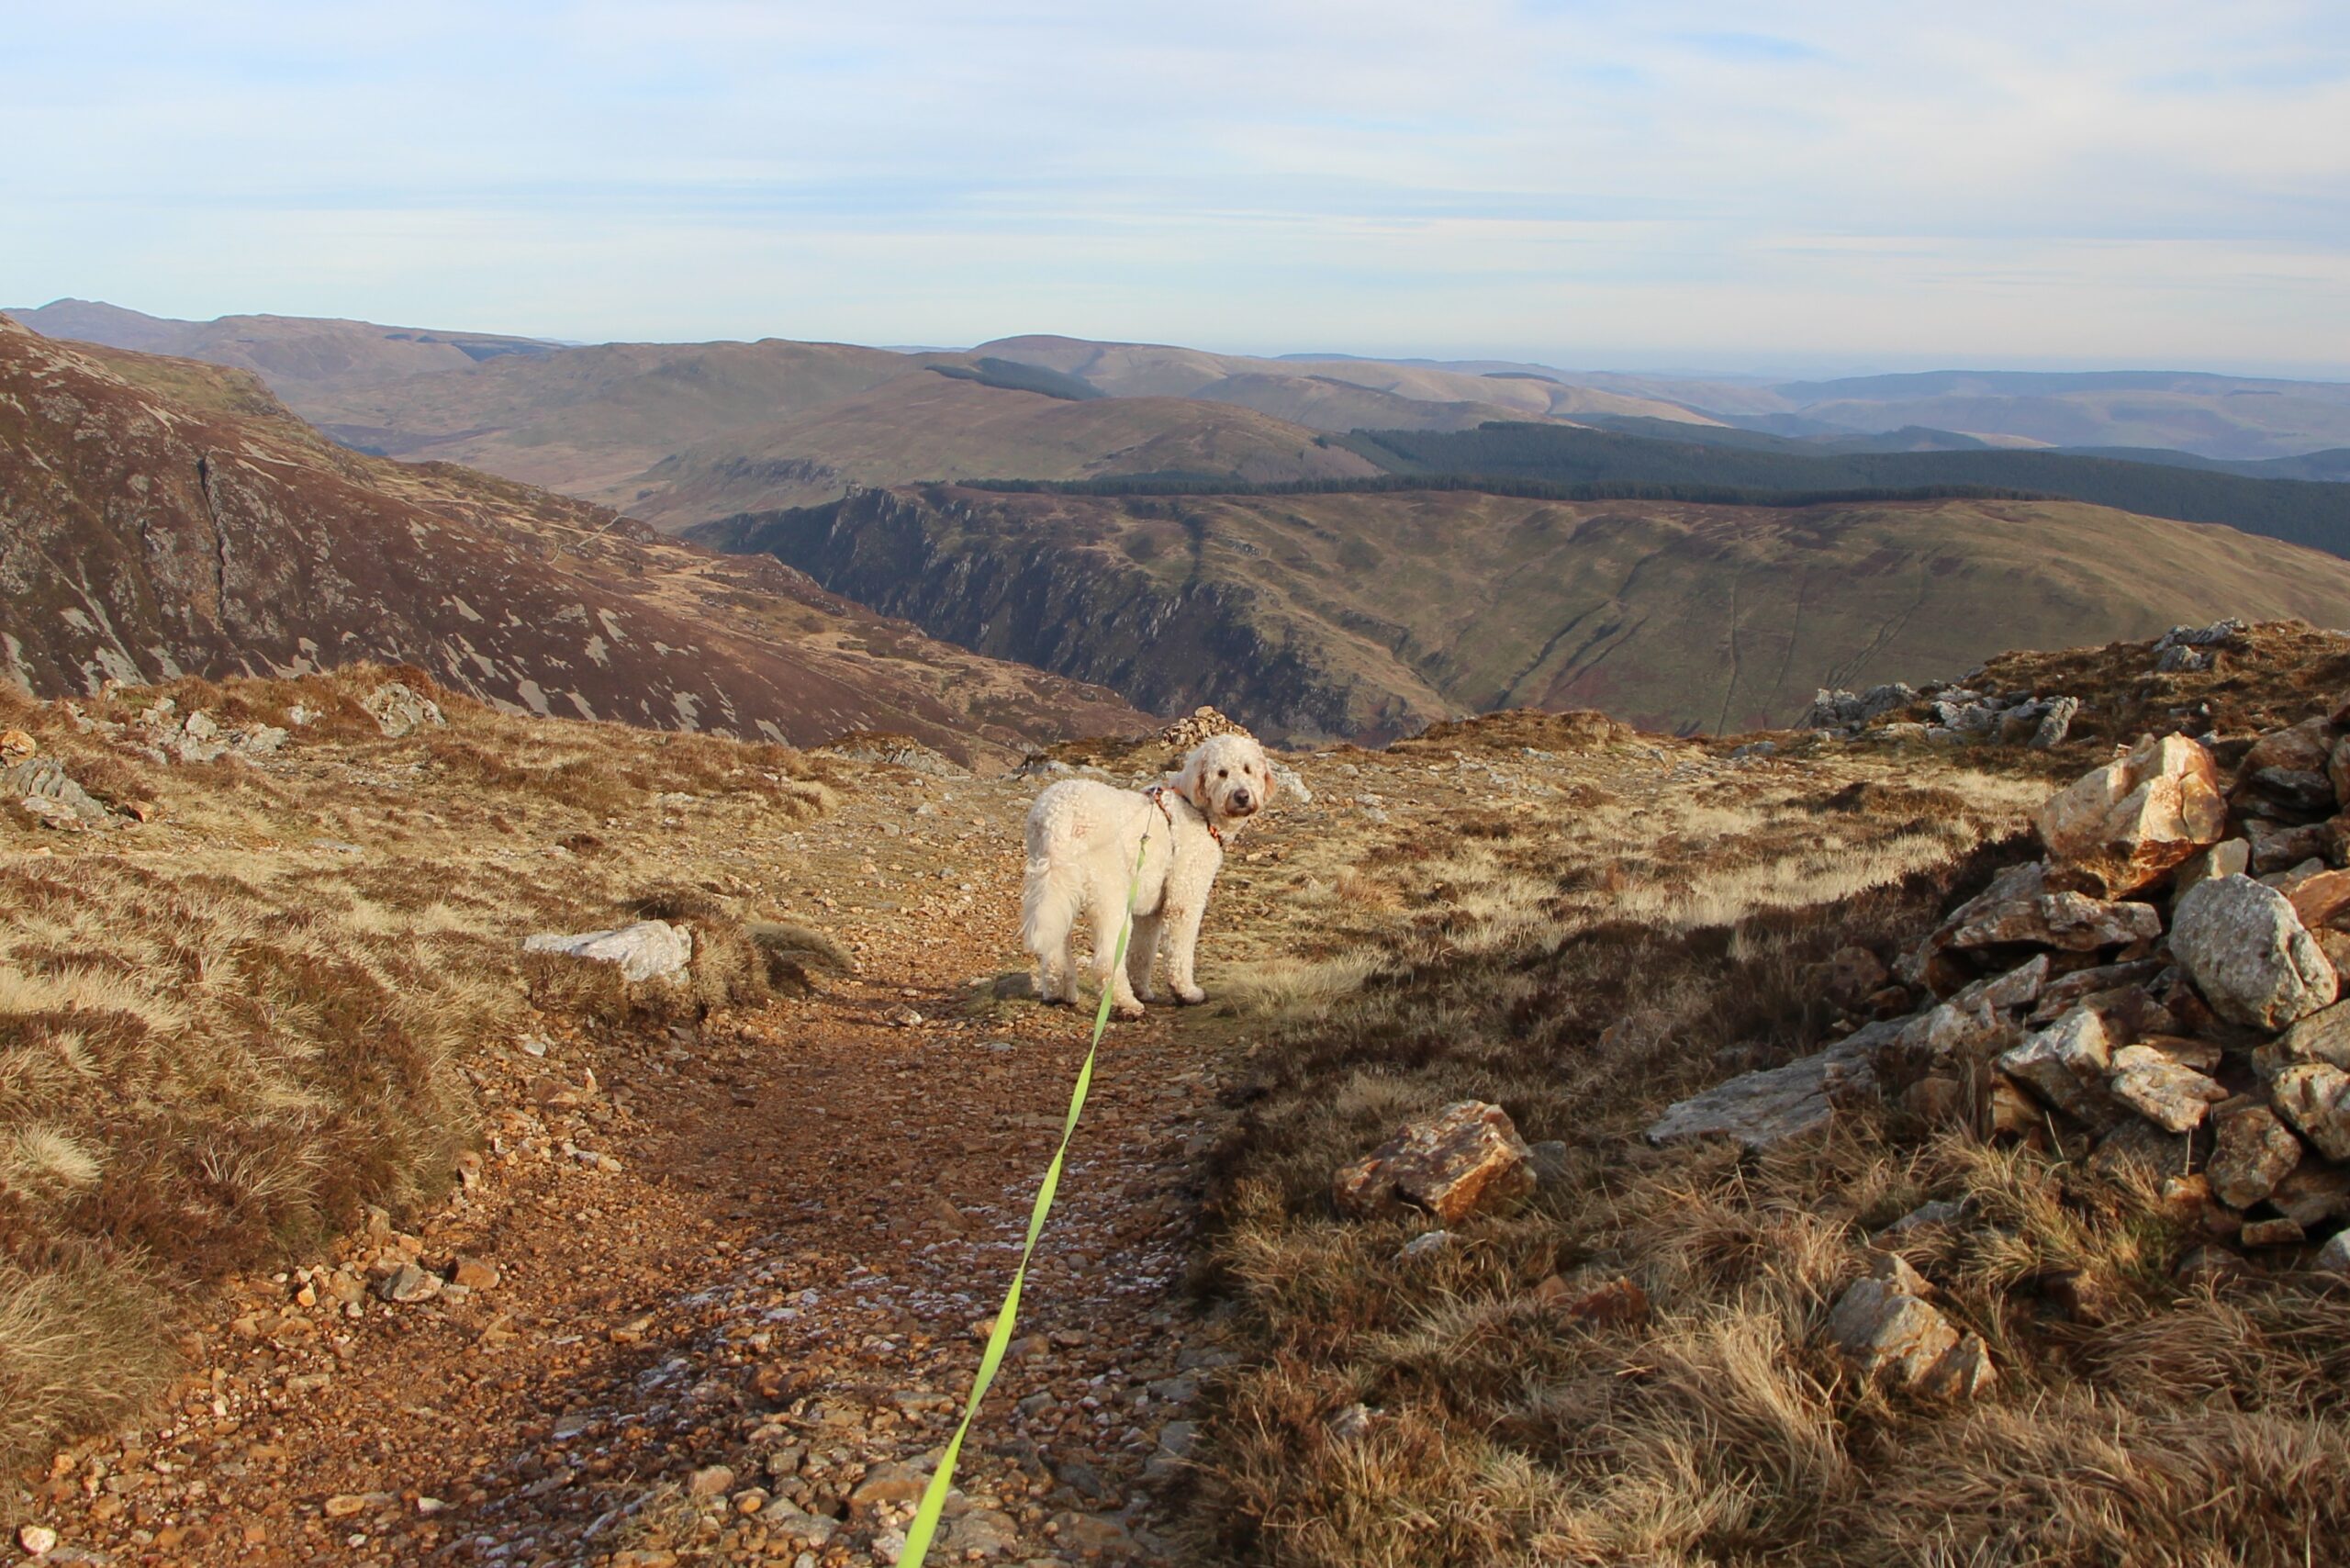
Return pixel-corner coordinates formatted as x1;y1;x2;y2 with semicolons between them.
362;681;445;738
1324;1404;1375;1444
2171;875;2337;1030
1646;1021;1891;1151
2031;696;2081;749
2242;1216;2307;1248
4;756;112;827
2289;870;2350;934
0;729;35;762
2107;1044;2229;1132
2176;839;2252;903
1825;1252;1992;1396
848;1460;930;1506
1396;1231;1454;1260
522;920;694;983
687;1464;735;1498
450;1256;500;1290
376;1262;442;1304
1332;1100;1536;1224
2208;1103;2304;1208
17;1524;58;1556
2034;734;2226;894
1997;1009;2121;1129
2274;1063;2350;1161
1931;861;2162;954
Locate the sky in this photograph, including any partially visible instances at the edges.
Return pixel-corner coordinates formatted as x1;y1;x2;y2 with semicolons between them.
5;1;2348;375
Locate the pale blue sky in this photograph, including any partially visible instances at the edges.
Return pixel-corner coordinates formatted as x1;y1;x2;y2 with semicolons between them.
5;1;2346;372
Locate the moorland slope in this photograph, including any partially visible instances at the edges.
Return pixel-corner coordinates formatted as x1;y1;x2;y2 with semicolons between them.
697;484;2350;742
0;318;1144;760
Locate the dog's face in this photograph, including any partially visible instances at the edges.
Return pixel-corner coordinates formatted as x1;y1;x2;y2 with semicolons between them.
1178;733;1276;824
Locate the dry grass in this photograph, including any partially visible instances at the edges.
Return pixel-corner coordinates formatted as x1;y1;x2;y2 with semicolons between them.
1186;717;2350;1566
0;666;833;1472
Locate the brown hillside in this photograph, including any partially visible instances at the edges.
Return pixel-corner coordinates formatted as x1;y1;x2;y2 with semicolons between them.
699;484;2350;743
0;319;1145;760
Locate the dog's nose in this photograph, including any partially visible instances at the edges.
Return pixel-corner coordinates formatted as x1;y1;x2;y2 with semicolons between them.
1230;788;1253;811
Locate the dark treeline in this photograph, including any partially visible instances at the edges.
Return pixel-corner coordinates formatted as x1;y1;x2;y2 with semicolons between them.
925;357;1105;401
951;472;2044;508
1338;423;2350;557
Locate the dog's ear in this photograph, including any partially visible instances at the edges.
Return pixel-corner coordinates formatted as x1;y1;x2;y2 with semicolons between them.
1173;745;1209;812
1257;755;1278;806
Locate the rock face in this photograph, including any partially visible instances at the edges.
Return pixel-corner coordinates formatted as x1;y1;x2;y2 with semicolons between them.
522;921;695;983
2034;734;2226;894
2170;876;2337;1030
1332;1100;1536;1224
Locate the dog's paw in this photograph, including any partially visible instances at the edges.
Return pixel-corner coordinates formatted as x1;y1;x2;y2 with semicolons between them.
1176;984;1207;1005
1113;999;1147;1020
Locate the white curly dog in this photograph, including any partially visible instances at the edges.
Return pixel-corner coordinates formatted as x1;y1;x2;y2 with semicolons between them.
1022;733;1274;1017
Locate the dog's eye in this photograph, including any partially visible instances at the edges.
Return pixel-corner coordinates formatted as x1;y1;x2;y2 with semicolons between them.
1217;768;1228;778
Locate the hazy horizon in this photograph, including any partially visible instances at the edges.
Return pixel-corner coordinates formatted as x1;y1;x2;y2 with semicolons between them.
8;2;2346;376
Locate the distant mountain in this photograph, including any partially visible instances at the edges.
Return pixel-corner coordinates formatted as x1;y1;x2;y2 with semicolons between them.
1338;421;2350;559
695;483;2350;743
0;315;1144;760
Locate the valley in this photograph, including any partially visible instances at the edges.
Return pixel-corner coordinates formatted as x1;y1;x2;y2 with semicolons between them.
698;484;2350;741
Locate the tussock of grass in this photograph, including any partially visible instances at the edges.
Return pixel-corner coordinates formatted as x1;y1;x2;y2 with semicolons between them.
0;664;836;1471
1190;728;2350;1563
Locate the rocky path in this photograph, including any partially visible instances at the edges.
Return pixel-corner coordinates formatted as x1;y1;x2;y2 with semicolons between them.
24;767;1244;1567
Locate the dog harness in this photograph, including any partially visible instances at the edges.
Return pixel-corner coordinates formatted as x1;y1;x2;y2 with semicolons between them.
1144;783;1223;846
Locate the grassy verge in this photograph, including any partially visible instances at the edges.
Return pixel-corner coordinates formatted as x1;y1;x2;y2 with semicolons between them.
0;666;831;1473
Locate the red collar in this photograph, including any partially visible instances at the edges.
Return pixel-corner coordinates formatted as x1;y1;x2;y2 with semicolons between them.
1145;783;1222;846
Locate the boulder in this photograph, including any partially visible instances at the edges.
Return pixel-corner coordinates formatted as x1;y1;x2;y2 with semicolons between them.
362;681;446;739
1644;1022;1892;1151
1932;862;2163;954
1950;953;2052;1014
1332;1100;1535;1224
2034;734;2227;894
2107;1045;2228;1133
2028;958;2164;1025
2199;1104;2293;1213
2267;1163;2350;1228
2154;617;2245;651
2248;767;2336;817
521;921;694;983
2171;875;2337;1030
1996;1008;2121;1127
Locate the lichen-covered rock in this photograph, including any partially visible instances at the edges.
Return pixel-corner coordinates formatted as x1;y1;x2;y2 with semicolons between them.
1333;1100;1535;1224
2206;1103;2303;1208
2107;1044;2229;1133
2272;1063;2350;1162
521;920;694;982
2034;734;2227;894
2171;875;2337;1030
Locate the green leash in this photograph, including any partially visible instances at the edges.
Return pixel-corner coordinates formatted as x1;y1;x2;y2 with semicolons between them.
898;834;1149;1567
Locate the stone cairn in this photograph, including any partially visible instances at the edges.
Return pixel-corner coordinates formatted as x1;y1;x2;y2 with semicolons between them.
1158;705;1254;752
1647;684;2350;1394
